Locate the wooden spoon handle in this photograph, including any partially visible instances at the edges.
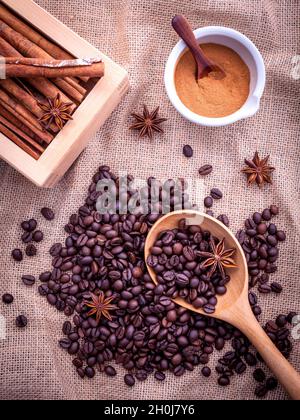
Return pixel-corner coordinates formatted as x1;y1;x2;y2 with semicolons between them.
172;15;212;77
232;308;300;400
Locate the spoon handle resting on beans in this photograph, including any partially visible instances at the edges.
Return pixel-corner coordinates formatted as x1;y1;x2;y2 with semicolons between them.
145;210;300;400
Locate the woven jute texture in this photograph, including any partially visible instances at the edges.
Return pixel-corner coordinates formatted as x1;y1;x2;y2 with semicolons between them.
0;0;299;400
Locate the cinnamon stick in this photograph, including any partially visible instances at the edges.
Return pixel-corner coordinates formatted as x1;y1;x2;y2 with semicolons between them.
0;36;76;109
0;114;44;153
0;3;89;82
0;107;44;144
1;57;104;79
0;19;87;100
0;88;54;144
0;79;59;133
0;122;41;160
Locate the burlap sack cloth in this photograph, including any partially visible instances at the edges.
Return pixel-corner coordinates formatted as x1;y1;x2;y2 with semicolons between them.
0;0;299;401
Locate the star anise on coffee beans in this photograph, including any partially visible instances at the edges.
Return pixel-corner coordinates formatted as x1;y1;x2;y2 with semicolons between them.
38;93;73;130
198;238;237;279
241;152;275;187
129;105;167;140
83;292;117;323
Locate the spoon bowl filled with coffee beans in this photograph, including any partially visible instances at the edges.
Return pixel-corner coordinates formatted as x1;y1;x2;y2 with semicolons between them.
145;210;300;400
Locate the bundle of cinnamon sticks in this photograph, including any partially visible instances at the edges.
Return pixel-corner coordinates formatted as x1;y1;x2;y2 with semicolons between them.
0;3;105;160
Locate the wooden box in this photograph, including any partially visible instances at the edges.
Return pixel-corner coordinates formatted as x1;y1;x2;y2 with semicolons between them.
0;0;129;188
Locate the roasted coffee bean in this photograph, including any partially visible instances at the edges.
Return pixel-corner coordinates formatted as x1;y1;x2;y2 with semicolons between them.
183;145;193;158
199;165;213;176
41;207;55;221
210;188;223;200
124;374;135;387
21;232;32;244
204;196;213;208
16;315;28;328
21;275;36;286
105;366;117;377
275;314;287;328
262;209;271;221
62;321;72;336
271;282;282;294
244;353;257;367
2;293;14;304
266;377;278;391
253;368;266;383
50;243;63;257
154;371;166;381
11;249;23;262
25;244;37;257
85;367;95;378
218;376;230;386
255;385;268;398
201;367;211;378
217;214;230;227
33;230;44;242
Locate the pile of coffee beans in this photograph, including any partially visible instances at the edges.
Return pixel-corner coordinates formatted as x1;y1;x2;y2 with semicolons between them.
236;206;286;294
5;165;296;399
147;222;233;314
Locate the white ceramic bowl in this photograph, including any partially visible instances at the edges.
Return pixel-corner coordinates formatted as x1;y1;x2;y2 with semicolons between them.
165;26;266;127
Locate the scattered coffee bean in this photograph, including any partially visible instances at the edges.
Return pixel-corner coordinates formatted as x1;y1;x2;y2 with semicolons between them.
16;315;28;328
271;282;282;294
25;244;37;257
217;214;230;227
32;230;43;243
124;374;135;387
154;371;166;381
41;207;55;221
199;165;213;176
218;376;230;386
12;249;23;262
210;188;223;200
2;293;14;304
204;196;213;208
255;384;268;398
253;368;266;383
183;145;193;158
266;377;278;391
21;275;36;286
21;232;32;244
201;367;211;378
105;366;117;377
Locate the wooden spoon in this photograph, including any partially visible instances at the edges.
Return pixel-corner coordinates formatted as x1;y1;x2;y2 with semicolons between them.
172;15;226;80
145;210;300;400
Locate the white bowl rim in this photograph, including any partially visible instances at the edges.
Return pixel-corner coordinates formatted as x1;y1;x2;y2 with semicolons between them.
165;26;266;127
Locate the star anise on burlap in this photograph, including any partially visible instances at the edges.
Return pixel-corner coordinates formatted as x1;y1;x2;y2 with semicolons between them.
129;105;167;140
241;151;275;187
83;292;117;323
198;238;237;279
38;93;73;130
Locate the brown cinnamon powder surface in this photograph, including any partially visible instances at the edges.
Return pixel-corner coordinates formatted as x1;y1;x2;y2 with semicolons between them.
175;43;250;118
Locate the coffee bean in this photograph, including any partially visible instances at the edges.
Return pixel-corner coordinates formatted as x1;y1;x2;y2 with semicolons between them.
62;321;72;335
33;230;44;242
85;367;95;378
217;214;230;227
154;371;166;381
41;207;55;221
204;197;213;208
218;376;230;386
253;368;266;383
271;282;282;294
105;366;117;377
287;312;297;324
201;367;211;378
262;209;271;221
16;315;28;328
2;293;14;304
25;244;37;257
124;374;135;387
183;145;193;158
255;385;268;398
210;188;223;200
266;377;278;391
21;232;32;244
21;275;36;286
270;205;279;216
199;165;213;176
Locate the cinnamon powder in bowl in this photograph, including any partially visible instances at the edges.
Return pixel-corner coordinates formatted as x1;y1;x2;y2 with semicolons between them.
175;43;250;118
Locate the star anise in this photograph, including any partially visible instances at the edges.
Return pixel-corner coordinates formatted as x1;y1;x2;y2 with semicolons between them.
241;151;275;187
198;238;237;279
129;105;167;140
83;292;117;323
38;93;73;131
